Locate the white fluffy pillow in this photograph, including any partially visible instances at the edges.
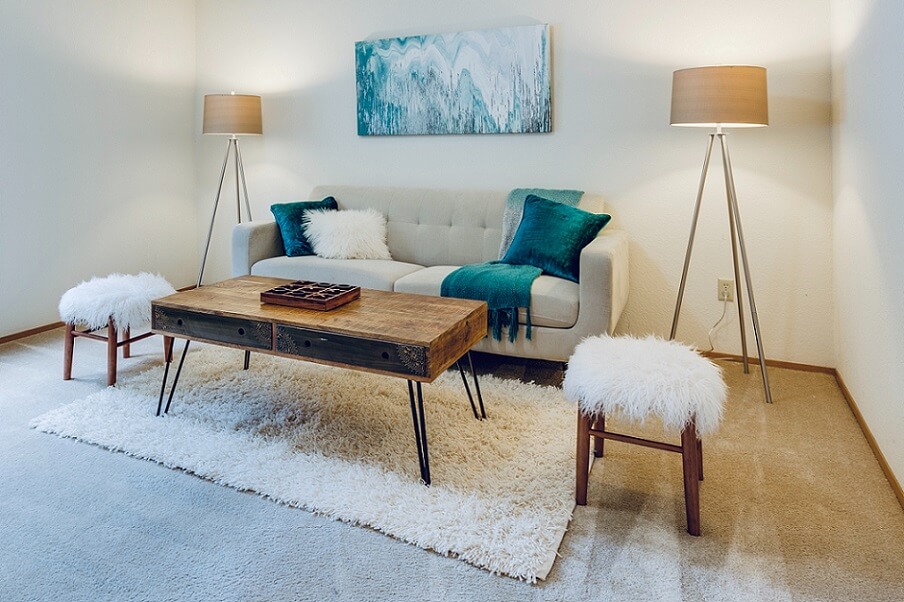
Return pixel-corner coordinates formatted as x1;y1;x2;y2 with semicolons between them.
302;208;392;260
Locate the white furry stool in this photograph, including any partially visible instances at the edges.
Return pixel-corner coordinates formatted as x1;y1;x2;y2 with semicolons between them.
59;273;176;386
564;335;726;535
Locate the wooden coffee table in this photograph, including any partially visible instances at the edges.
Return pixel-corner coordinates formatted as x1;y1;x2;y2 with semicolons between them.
151;276;488;485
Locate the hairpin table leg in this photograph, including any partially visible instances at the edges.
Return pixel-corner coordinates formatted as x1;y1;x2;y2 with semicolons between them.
155;349;173;417
157;339;191;416
467;351;486;419
407;380;431;485
456;360;481;420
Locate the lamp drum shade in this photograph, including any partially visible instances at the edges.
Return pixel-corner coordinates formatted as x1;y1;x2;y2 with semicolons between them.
670;66;768;128
202;94;262;135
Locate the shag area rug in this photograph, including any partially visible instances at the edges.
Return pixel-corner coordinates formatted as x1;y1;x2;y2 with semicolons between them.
31;346;575;582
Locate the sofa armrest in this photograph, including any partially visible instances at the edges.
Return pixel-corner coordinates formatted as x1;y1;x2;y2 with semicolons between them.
575;230;629;335
232;221;283;276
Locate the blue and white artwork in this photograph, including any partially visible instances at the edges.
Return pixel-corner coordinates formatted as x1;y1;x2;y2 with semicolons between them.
355;25;551;136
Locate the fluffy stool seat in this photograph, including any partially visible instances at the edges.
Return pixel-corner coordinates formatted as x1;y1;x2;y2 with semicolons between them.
564;334;728;536
59;272;175;333
60;273;175;386
563;334;726;436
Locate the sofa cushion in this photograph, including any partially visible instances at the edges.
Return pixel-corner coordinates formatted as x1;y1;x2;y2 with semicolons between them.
251;256;422;291
393;266;579;328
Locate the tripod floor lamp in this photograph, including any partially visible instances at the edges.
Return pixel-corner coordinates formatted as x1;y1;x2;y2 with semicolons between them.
198;93;262;287
669;65;773;404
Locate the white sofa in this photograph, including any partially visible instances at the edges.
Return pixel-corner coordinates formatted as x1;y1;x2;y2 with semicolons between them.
232;185;629;363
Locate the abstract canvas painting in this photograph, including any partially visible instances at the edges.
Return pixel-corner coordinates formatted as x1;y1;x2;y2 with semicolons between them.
355;24;551;136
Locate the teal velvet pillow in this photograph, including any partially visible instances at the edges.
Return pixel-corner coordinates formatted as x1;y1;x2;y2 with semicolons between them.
502;195;611;282
270;197;338;256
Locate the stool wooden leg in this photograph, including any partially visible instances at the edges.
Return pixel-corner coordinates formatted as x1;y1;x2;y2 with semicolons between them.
593;414;605;457
63;323;75;380
576;411;591;505
163;336;174;362
106;318;118;386
681;421;701;536
697;438;704;481
122;327;131;359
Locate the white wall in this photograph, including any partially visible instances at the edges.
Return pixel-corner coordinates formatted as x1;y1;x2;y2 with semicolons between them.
0;0;836;370
195;0;835;368
831;0;904;485
0;0;198;337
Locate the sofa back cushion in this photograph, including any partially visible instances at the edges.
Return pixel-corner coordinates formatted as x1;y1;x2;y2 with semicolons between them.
310;185;605;267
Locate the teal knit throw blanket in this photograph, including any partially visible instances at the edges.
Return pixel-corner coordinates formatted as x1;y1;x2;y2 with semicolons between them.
441;261;542;342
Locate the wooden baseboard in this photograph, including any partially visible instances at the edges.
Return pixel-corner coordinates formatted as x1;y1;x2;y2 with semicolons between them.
701;351;834;374
0;322;64;345
833;371;904;511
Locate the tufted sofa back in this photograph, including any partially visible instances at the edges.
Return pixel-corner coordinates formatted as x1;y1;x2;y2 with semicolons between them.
310;185;604;267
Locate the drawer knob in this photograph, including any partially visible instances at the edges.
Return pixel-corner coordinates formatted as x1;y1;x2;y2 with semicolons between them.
176;319;183;326
381;351;390;360
304;340;312;347
238;328;245;336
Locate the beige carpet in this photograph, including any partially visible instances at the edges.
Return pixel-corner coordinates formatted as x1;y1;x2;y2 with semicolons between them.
3;329;904;600
580;361;904;600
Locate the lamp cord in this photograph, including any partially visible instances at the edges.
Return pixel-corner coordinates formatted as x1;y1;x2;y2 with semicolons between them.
705;297;731;353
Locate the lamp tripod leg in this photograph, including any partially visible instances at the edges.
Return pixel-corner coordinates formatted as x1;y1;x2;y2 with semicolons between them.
671;134;715;340
197;139;233;288
719;134;750;374
236;139;253;222
233;136;241;224
720;135;773;404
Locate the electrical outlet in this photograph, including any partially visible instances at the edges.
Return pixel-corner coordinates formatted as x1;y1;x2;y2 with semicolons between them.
718;279;735;302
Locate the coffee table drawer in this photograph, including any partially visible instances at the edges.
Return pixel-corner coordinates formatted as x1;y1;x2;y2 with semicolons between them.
153;306;272;349
276;325;428;378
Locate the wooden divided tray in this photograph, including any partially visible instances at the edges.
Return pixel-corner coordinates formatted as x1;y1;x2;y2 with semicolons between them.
260;280;361;311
